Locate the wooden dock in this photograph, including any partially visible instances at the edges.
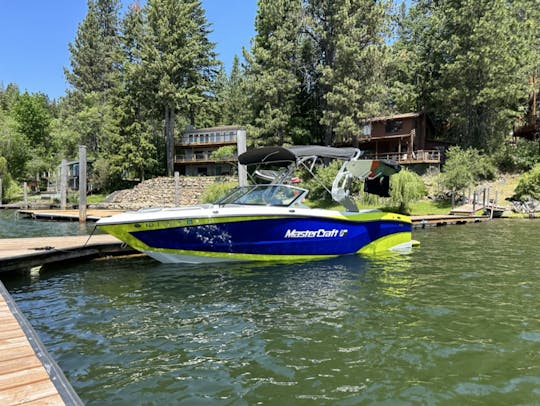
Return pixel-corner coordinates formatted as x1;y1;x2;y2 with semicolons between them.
17;209;124;222
411;214;490;228
0;281;82;405
0;235;136;273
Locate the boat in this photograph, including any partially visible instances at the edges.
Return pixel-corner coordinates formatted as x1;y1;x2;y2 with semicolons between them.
96;145;413;263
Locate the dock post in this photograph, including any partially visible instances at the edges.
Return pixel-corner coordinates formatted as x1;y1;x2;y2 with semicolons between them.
174;171;180;206
237;129;247;187
60;159;67;210
23;182;28;209
79;145;87;223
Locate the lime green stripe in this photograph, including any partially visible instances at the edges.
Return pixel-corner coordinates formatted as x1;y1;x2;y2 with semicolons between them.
145;247;338;262
357;232;412;255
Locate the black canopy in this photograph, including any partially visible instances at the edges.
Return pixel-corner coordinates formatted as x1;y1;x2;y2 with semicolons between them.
238;145;360;166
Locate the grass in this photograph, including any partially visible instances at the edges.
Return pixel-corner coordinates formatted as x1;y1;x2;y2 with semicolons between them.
408;199;452;215
87;194;107;204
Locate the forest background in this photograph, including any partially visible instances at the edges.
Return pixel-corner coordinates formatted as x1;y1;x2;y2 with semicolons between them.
0;0;539;202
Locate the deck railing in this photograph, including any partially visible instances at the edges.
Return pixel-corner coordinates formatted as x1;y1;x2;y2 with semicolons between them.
363;149;441;163
176;136;237;146
175;154;238;163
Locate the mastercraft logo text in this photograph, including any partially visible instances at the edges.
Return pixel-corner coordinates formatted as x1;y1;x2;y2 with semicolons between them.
284;228;348;238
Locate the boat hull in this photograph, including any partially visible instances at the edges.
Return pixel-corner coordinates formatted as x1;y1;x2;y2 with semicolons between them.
97;207;412;263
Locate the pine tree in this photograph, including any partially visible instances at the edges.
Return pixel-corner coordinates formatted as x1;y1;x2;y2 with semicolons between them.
245;0;303;146
219;56;250;126
66;0;121;94
315;0;392;145
398;0;534;150
140;0;219;175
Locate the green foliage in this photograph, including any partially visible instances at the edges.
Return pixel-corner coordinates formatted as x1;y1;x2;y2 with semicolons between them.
66;0;121;94
12;93;52;148
441;146;497;193
493;140;540;173
200;181;238;203
389;169;427;214
218;56;250;126
302;160;342;205
91;156;122;192
210;145;236;160
395;0;537;150
245;0;302;146
513;164;540;201
210;145;237;175
317;0;392;145
0;156;21;202
141;0;219;174
0;110;30;180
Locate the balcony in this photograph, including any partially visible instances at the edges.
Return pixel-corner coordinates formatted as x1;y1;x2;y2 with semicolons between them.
175;154;238;164
176;135;237;147
363;150;441;164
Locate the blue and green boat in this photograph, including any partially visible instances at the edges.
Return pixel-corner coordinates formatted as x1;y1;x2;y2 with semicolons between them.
97;146;412;263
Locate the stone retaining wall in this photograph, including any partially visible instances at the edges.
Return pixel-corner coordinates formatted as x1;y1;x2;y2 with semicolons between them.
100;176;237;209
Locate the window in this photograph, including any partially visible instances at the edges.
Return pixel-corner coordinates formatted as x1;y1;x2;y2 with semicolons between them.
385;120;403;133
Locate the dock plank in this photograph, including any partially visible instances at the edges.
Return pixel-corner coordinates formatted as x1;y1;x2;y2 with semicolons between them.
0;379;62;405
0;355;42;375
0;367;51;391
0;282;82;405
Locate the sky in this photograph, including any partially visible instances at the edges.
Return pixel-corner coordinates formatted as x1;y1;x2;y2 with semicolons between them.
0;0;257;100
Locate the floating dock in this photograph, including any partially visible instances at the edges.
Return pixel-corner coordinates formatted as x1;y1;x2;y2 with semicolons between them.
411;214;490;228
17;209;124;222
0;235;136;273
0;281;82;405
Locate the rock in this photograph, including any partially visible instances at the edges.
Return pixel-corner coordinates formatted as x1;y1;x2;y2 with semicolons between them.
99;176;237;210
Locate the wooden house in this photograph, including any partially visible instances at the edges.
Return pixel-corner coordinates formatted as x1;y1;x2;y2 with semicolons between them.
174;126;246;176
355;112;444;165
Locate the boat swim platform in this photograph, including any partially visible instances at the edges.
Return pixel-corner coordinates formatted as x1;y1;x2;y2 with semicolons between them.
0;235;136;273
0;281;83;405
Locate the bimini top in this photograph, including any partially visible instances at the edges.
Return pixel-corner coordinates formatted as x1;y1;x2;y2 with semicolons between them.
238;145;360;166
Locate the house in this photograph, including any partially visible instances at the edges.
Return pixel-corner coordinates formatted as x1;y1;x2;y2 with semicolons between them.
174;126;246;176
354;112;444;166
42;159;93;196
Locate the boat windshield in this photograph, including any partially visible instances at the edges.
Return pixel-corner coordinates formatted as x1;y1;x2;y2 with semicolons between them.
216;184;308;207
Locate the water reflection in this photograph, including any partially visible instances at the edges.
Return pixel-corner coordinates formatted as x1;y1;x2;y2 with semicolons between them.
0;209;95;238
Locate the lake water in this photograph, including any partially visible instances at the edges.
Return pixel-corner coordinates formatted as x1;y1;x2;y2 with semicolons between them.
2;211;540;404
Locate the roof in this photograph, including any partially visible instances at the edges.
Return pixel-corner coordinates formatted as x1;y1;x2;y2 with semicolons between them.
365;112;423;123
182;125;246;135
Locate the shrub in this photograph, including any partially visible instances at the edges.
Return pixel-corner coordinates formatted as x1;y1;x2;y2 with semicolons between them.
513;164;540;201
302;160;342;205
441;146;497;193
0;156;22;202
493;139;540;173
200;181;238;203
389;168;428;214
